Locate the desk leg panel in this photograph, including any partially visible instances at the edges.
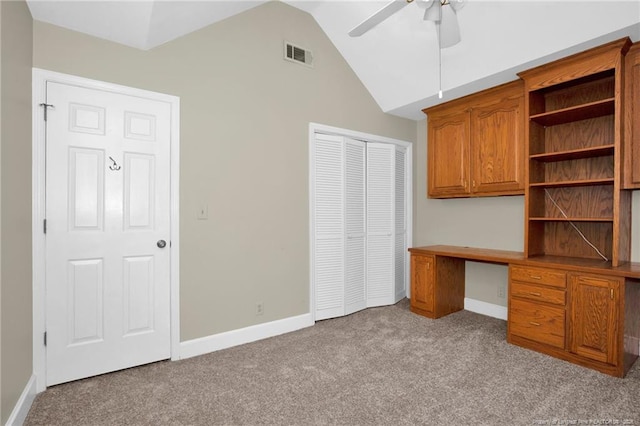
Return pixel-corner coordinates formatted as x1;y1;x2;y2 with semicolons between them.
434;256;465;318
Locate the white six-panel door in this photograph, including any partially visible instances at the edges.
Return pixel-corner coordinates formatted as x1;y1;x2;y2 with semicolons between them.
45;82;171;385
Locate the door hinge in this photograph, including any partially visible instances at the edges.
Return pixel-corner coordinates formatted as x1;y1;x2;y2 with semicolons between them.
39;103;54;121
43;219;47;234
44;332;47;347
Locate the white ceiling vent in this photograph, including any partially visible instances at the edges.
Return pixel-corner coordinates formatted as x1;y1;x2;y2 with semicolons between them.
284;41;313;67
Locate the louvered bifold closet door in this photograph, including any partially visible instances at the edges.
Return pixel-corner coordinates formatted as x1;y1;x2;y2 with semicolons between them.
345;138;367;315
366;143;395;307
313;134;345;320
394;146;407;302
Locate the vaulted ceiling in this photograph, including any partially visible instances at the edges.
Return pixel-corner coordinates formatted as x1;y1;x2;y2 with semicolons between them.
26;0;640;120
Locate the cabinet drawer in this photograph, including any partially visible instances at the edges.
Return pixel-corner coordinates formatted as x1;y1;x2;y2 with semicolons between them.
510;266;566;288
510;281;565;306
509;299;565;349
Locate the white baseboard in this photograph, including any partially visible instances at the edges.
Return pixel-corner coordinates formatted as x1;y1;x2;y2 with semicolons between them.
464;298;507;321
6;374;37;426
178;313;314;360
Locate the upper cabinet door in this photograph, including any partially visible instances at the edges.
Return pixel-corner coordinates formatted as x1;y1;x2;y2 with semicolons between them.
471;95;524;194
624;43;640;188
427;110;470;198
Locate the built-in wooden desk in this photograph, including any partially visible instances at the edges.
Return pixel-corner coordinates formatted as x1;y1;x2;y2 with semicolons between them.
408;245;640;377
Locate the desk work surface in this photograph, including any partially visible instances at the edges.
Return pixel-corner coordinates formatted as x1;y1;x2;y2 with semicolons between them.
409;245;640;279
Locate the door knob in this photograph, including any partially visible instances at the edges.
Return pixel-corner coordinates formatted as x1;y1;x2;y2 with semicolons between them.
157;240;167;248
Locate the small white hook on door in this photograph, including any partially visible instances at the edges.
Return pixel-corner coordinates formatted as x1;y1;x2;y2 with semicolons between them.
108;156;121;171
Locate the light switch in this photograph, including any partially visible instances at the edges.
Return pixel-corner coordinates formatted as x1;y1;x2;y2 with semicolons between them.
197;204;208;220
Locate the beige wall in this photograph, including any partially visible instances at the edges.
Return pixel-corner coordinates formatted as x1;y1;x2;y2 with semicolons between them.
0;0;33;423
413;118;524;307
33;1;416;341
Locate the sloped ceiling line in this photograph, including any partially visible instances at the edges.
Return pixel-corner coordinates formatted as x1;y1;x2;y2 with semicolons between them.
26;0;640;120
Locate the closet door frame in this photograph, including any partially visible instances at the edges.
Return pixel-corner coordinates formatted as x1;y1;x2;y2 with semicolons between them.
309;123;413;322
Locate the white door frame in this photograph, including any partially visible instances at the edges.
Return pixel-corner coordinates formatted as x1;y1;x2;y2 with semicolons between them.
32;68;181;392
308;122;413;322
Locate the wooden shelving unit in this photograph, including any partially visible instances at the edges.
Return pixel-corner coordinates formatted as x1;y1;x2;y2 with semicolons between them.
519;38;631;267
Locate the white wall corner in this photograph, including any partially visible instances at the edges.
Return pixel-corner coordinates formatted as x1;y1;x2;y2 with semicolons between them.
178;313;314;360
5;374;37;426
464;298;508;321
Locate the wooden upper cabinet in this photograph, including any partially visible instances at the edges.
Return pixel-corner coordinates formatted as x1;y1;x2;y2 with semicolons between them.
427;110;470;197
624;42;640;188
569;273;620;366
424;80;525;198
471;95;524;194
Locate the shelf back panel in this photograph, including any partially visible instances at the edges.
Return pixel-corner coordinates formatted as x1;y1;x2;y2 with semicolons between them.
540;186;614;219
542;221;613;261
544;116;614;153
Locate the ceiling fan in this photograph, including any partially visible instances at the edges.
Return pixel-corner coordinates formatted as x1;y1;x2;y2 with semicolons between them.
349;0;466;48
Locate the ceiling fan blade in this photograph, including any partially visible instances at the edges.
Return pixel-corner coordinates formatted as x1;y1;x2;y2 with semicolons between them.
438;5;461;48
348;0;410;37
449;0;466;12
423;2;441;22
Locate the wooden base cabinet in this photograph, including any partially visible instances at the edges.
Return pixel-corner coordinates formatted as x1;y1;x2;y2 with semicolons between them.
410;254;435;316
410;253;464;319
508;265;639;377
569;273;620;366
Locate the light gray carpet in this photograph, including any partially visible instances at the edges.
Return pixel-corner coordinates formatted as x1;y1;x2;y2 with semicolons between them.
25;299;640;425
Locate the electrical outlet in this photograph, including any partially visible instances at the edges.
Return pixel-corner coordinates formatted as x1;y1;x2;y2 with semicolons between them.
497;285;506;299
256;302;264;316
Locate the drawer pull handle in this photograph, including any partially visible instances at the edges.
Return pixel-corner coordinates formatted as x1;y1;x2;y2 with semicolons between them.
530;275;542;280
529;292;542;296
529;321;541;326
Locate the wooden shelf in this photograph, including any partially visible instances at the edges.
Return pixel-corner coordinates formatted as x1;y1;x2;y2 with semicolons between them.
530;145;614;162
529;217;613;222
529;178;614;188
529;98;615;126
